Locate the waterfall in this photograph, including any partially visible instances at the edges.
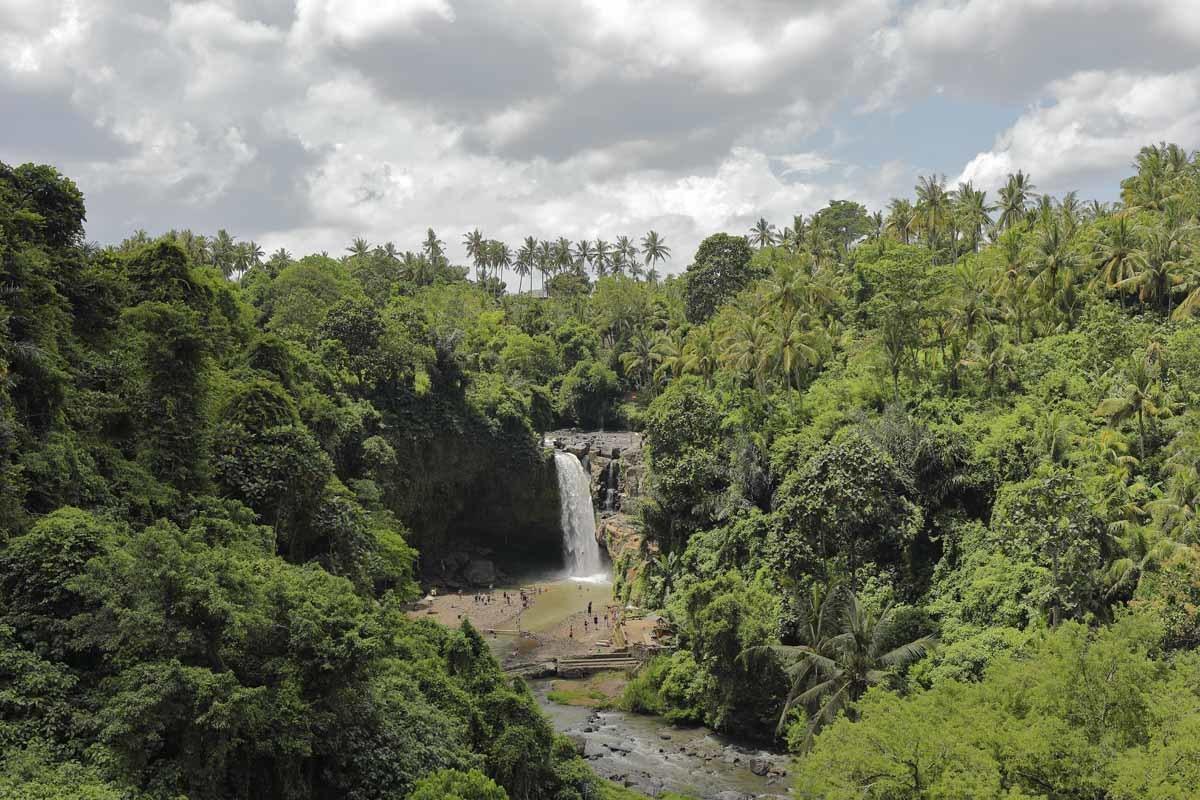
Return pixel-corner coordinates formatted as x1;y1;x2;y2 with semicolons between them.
554;450;605;578
602;460;620;511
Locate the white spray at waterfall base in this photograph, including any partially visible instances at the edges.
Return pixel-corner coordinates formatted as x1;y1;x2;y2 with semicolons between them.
553;450;607;580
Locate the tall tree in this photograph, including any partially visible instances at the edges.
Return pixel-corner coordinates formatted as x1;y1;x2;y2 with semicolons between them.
914;175;950;257
346;237;371;260
641;230;671;277
745;588;934;747
592;238;611;278
463;229;486;280
1095;352;1166;459
572;239;594;276
749;217;777;248
997;170;1037;231
1119;219;1192;314
885;199;916;245
515;236;536;294
1092;214;1140;301
953;181;992;254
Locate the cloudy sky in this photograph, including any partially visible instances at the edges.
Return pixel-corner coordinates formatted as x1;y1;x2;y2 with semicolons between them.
2;0;1199;268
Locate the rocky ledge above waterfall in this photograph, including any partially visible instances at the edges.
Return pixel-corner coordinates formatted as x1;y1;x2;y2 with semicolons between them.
543;429;642;456
543;429;644;515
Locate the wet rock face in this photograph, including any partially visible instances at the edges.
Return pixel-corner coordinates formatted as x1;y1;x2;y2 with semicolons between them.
463;558;497;586
598;514;643;562
412;441;562;583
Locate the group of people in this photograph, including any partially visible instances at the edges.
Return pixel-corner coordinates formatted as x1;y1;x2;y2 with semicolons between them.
464;586;548;611
568;600;619;639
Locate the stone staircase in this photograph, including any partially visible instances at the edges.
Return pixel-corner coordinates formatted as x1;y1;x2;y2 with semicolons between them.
554;651;642;677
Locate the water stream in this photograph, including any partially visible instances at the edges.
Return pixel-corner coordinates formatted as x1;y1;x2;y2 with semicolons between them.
532;681;791;799
554;450;606;579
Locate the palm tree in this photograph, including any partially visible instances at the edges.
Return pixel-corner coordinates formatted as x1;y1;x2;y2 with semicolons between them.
614;235;638;277
723;311;771;391
572;239;594;275
880;323;909;402
951;288;994;347
619;330;660;394
781;214;808;254
652;331;686;384
682;325;719;387
1033;194;1057;229
346;237;372;259
422;229;445;263
770;312;825;390
1038;408;1077;464
1149;467;1199;539
1094;354;1165;459
885;199;916;245
593;238;612;278
1028;219;1080;306
463;229;486;279
1174;260;1200;321
490;240;512;295
1092;215;1140;301
1104;526;1183;598
990;230;1033;342
761;259;809;320
1122;144;1189;213
641;230;671;276
997;170;1036;231
803;219;835;271
953;181;992;254
961;334;1017;396
648;551;681;604
245;240;264;269
749;217;777;248
744;588;934;744
914;175;950;257
515;236;536;294
1086;200;1113;221
866;210;885;253
212;229;236;278
232;241;254;278
1119;220;1192;314
535;240;555;291
1059;191;1082;237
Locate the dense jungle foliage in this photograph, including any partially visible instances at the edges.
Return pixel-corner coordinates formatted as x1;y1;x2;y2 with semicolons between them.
3;142;1200;799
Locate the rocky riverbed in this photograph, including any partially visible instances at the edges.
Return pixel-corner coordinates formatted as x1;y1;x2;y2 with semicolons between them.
532;681;791;800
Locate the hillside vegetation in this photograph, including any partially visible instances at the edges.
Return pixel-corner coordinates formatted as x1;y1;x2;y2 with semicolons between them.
2;143;1200;798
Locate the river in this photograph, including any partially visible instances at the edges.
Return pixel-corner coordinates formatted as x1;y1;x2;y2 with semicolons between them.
418;572;793;798
531;675;791;800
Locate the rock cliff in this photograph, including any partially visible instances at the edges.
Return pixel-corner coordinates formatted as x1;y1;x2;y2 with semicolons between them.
545;430;647;578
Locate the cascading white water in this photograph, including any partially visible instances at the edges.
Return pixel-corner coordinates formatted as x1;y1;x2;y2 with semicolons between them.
554;450;606;579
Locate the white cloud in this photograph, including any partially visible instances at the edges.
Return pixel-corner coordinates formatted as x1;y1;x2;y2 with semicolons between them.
1;0;1196;272
777;152;837;176
291;0;454;47
957;68;1200;191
